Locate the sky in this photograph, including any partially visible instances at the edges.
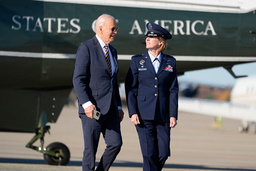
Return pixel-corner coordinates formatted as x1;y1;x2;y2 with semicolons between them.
178;62;256;88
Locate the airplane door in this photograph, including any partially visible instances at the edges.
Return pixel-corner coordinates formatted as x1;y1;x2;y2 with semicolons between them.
240;10;256;56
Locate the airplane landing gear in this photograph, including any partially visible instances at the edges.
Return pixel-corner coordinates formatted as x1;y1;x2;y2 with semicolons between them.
44;142;70;165
26;112;70;165
238;125;249;133
238;120;256;133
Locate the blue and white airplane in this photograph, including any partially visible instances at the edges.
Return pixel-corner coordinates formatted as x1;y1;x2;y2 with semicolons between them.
179;75;256;132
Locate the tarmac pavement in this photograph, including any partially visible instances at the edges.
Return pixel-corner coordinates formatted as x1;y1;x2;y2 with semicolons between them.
0;105;256;171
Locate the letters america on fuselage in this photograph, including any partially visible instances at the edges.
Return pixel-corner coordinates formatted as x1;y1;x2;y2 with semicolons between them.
11;16;217;36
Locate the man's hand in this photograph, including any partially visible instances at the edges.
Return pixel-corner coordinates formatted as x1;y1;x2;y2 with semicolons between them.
84;104;96;119
119;110;124;122
170;117;177;128
131;114;140;125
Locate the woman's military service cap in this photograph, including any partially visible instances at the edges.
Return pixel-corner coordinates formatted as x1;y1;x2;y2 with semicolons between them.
145;22;172;40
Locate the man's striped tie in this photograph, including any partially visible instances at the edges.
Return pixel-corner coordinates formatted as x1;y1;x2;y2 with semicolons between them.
104;45;112;76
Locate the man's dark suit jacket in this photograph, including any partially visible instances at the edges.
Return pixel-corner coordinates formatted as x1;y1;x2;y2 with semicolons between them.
73;36;122;115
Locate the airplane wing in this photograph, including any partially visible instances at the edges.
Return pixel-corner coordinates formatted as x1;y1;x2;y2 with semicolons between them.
178;97;256;122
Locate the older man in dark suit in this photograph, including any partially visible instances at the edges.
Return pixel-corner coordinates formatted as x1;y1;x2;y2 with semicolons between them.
73;14;124;171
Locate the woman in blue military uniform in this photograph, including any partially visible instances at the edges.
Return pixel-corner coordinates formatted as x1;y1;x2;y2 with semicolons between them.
125;22;179;171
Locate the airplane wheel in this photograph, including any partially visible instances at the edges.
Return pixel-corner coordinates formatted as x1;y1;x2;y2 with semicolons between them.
43;142;70;165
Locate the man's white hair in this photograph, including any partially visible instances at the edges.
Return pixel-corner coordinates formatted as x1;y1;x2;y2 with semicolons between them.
95;14;115;30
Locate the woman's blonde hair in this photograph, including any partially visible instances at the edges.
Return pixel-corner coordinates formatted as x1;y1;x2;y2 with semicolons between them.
158;37;167;52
